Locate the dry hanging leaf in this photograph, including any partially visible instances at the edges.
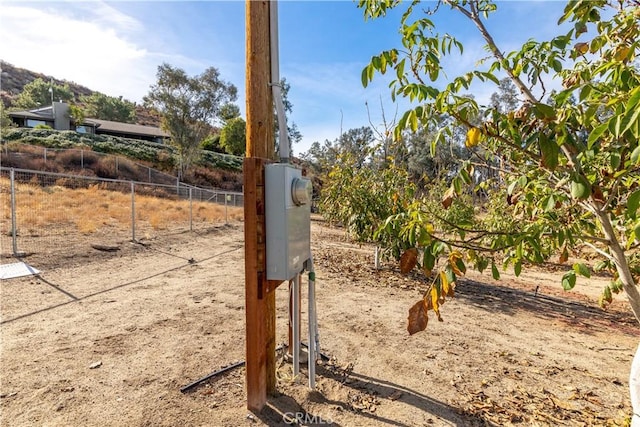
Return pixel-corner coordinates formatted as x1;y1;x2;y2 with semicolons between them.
407;299;429;335
559;246;569;264
400;248;418;274
442;187;455;209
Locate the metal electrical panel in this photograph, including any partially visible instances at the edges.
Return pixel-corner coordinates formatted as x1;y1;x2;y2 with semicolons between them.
265;163;312;281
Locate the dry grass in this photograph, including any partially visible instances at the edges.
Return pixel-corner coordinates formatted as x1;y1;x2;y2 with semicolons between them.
0;178;243;236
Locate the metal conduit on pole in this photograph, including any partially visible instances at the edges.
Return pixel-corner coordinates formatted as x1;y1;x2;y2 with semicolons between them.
269;0;290;163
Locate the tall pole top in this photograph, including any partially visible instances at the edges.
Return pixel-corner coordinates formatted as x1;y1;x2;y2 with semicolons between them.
245;0;275;160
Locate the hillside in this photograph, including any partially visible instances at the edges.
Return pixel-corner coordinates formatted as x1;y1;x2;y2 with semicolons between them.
0;60;160;127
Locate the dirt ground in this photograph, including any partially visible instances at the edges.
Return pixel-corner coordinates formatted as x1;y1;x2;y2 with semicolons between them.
1;218;638;426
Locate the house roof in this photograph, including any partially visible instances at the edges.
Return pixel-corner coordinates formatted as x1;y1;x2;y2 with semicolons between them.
85;118;169;138
9;104;169;139
8;106;54;121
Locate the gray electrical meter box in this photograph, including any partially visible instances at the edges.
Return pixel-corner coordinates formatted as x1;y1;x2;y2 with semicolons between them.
265;163;312;281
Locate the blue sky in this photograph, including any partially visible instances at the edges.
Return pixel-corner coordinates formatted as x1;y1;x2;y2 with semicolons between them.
0;1;568;154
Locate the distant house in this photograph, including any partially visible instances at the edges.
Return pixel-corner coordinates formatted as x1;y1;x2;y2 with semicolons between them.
8;102;169;144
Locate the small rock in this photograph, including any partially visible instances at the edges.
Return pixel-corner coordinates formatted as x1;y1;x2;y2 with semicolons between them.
89;361;102;369
388;390;403;401
246;413;256;422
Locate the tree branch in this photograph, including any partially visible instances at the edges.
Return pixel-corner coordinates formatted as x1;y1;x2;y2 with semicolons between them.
445;0;538;103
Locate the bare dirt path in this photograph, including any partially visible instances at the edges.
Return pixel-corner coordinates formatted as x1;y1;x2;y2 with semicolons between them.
1;220;637;426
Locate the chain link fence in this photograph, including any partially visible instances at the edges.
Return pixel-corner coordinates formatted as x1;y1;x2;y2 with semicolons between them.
0;167;244;262
2;143;184;186
1;142;243;191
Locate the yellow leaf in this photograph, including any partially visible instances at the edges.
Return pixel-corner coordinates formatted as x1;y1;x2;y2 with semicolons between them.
465;127;481;148
439;270;448;292
431;287;443;322
575;42;589;54
614;45;630;62
441;271;450;296
449;251;464;276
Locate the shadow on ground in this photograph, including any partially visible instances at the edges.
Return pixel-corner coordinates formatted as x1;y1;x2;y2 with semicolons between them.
455;278;637;335
252;363;486;427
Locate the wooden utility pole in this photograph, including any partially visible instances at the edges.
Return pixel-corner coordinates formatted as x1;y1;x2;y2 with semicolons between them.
244;0;278;412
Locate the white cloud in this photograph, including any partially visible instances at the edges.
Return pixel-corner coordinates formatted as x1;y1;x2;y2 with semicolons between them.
0;3;156;102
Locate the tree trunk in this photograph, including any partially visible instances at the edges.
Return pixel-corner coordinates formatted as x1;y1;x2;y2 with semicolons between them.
596;209;640;324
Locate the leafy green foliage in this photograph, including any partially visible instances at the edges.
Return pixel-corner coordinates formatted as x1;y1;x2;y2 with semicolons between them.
144;63;237;174
320;151;414;243
80;93;136;123
14;78;73;109
1;128;242;171
201;133;221;152
357;0;640;331
0;104;15;133
220;117;246;156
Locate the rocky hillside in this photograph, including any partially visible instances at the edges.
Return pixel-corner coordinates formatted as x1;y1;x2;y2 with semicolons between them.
0;60;160;127
0;61;92;106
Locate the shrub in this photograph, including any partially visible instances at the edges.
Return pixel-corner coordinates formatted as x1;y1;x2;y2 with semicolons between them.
95;157;118;179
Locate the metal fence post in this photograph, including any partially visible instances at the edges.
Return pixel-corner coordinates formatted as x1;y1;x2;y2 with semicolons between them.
131;181;136;242
224;193;228;224
10;168;18;256
43;147;47;164
81;149;84;169
148;167;152;183
189;187;193;231
116;157;119;174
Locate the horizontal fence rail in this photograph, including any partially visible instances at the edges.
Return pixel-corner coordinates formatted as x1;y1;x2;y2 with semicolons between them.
0;167;243;262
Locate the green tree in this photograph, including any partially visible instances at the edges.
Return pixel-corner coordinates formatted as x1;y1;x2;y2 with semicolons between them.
489;78;520;114
274;78;303;157
358;0;640;413
68;104;85;127
0;103;16;134
201;133;222;152
302;126;375;181
360;0;640;325
81;93;136;123
320;151;414;243
143;63;237;174
219;117;246;156
14;78;73;109
403;124;469;186
218;103;241;122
